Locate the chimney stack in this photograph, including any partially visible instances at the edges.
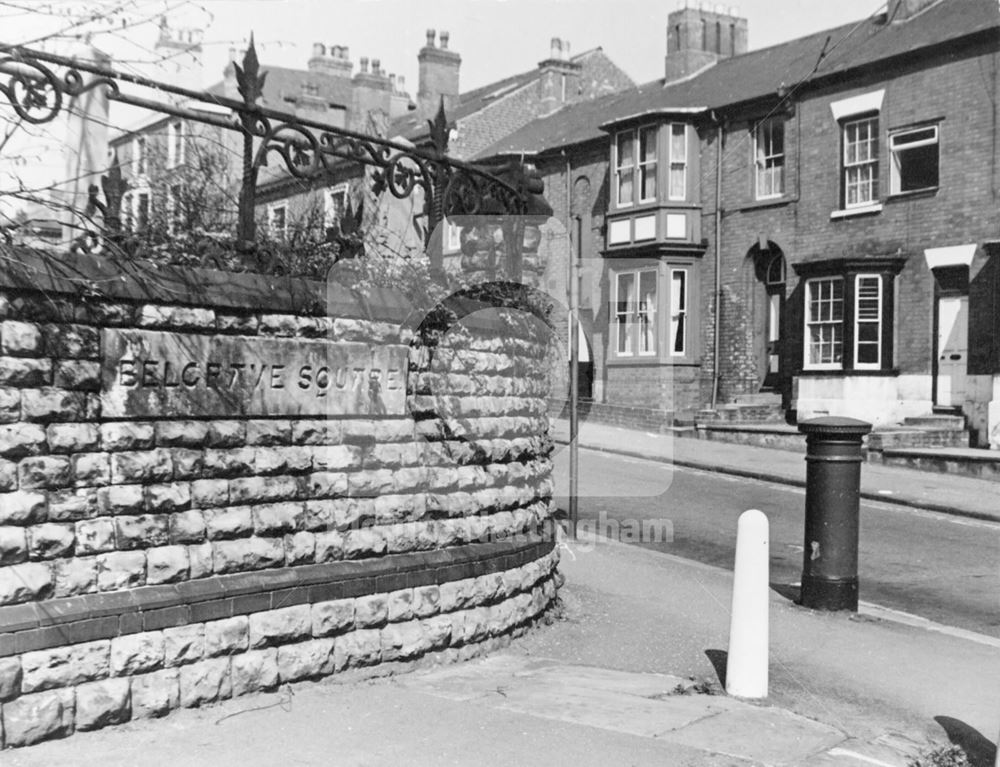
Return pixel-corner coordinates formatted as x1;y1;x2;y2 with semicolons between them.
664;3;747;83
417;28;461;120
352;52;392;130
308;41;353;78
537;37;581;116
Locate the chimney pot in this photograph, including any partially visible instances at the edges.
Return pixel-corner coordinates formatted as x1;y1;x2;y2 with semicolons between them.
426;29;436;47
439;30;450;49
372;58;381;74
398;75;406;90
550;37;561;59
360;56;369;73
342;46;350;60
562;39;571;59
312;42;325;58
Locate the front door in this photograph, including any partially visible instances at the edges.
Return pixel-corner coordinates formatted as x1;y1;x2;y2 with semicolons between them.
763;291;782;390
936;295;968;407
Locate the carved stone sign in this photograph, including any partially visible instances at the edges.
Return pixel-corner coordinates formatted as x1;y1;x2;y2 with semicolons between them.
101;329;408;418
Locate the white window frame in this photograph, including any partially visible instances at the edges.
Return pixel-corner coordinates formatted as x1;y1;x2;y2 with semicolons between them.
167;120;185;169
324;184;348;233
754;118;785;200
130;188;150;234
133;136;147;177
444;218;462;252
167;184;182;235
638;125;657;203
614;130;636;208
268;203;288;240
889;124;939;195
613;267;658;357
853;273;883;370
842;116;879;209
669;268;688;356
668;123;687;201
804;276;845;370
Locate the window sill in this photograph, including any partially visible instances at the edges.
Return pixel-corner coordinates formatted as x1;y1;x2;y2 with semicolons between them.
606;356;699;367
886;187;938;202
731;195;798;213
830;203;883;220
798;368;900;377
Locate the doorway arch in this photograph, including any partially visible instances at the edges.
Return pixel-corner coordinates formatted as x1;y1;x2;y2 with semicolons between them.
747;241;787;393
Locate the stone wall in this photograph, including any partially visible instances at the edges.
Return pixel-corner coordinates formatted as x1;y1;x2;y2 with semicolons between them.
0;250;561;748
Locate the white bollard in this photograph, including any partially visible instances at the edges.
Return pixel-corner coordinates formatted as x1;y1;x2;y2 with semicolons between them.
726;508;769;699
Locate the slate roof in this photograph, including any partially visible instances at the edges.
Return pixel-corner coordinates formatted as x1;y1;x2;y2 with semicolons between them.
205;64;352;112
476;0;999;159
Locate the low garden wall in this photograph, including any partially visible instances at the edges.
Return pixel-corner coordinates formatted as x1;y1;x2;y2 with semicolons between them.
0;251;560;748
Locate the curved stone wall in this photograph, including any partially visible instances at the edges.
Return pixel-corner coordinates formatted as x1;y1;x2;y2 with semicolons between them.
0;252;560;748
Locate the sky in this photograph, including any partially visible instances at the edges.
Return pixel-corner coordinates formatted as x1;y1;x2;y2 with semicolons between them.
0;0;888;210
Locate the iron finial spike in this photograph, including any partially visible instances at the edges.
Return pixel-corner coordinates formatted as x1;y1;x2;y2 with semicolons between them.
428;96;449;155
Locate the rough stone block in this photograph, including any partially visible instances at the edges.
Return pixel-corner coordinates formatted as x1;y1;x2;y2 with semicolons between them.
100;422;154;451
205;421;245;448
53;360;101;391
46;488;96;523
347;469;396;497
277;638;335;682
246;420;291;446
146;545;190;584
230;648;279;696
130;668;179;718
18;455;72;489
204;616;249;657
259;313;297;335
333;628;382;669
387;588;414;623
168;509;206;544
0;656;21;701
45;423;99;453
75;677;131;731
252;501;304;534
0;458;15;491
46;323;99;359
307;471;349;499
380;622;430;661
312;530;344;563
203;448;255;478
96;550;146;591
53;556;97;597
21;640;109;692
111;449;173;484
211;537;284;574
145;482;191;513
27;522;75;559
179;656;231;708
422;614;453;649
204;506;253;540
283;531;315;565
0;387;19;424
1;688;74;747
139;305;215;330
0;525;27;565
342;527;387;559
302;500;334;532
170;449;205;480
1;320;43;355
0;561;53;604
354;594;388;628
75;517;116;555
228;475;298;504
163;624;205;667
155;421;210;447
312;445;360;472
248;605;312;649
187;542;213;579
115;514;169;550
413;585;441;618
191;479;228;508
20;388;88;422
111;632;164;676
312;599;354;637
290;419;340;446
98;484;144;515
71;452;111;486
0;357;51;387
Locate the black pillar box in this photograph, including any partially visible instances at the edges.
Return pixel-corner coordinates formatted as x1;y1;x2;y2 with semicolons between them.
797;416;873;611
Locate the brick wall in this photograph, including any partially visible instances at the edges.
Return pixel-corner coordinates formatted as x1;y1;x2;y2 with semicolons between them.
0;251;560;748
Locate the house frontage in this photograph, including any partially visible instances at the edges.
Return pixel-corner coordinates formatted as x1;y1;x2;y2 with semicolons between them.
478;0;1000;449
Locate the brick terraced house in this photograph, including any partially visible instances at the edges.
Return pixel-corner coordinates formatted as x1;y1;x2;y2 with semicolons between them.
478;0;1000;449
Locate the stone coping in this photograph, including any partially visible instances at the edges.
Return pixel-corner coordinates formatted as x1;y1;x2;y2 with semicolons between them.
0;249;412;322
0;536;554;657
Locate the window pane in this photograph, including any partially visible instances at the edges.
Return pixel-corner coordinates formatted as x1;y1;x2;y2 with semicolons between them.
896;143;939;192
617;133;634;169
616;272;636;354
639;270;657;353
640;127;657;163
670;270;686;355
618;169;634;205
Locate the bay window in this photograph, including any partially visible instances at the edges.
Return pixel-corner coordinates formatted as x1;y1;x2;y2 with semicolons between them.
805;277;844;368
614;268;657;356
610;261;696;363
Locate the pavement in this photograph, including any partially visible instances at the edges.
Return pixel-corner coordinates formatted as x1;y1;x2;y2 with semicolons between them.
551;418;1000;522
4;420;1000;766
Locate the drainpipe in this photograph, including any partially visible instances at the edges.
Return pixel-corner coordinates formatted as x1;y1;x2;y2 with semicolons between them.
564;150;579;540
711;115;725;410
